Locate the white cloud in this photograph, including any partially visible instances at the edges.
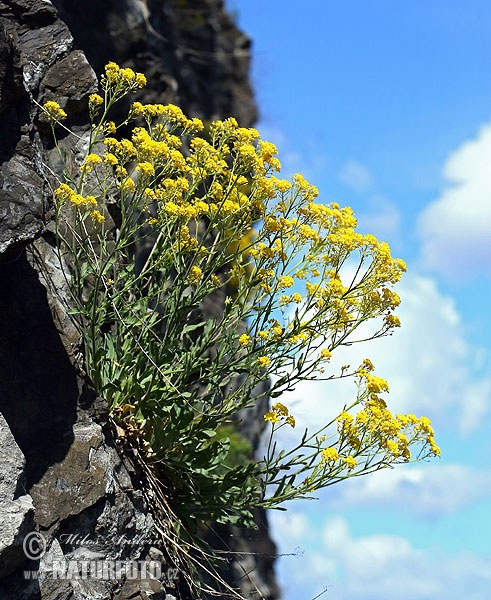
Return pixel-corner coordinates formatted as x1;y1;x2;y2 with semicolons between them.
418;123;491;279
327;463;491;517
339;160;375;194
323;516;414;581
272;513;491;600
273;511;312;546
320;517;491;600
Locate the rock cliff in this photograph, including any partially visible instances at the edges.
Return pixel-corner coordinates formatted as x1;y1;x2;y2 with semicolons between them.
0;1;278;598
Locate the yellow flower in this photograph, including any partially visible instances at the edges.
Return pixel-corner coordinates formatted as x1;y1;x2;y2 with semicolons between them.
120;177;135;193
386;440;400;457
278;275;295;289
89;93;103;106
90;209;105;223
320;348;332;359
365;374;389;394
272;402;289;416
342;456;357;470
273;178;292;193
44;100;67;121
188;266;203;284
298;224;319;242
55;183;74;203
136;161;155;176
361;358;375;372
190;117;204;132
70;194;86;206
257;356;271;368
264;411;279;424
88;94;103;117
104;61;120;83
81;153;102;172
104;153;118;166
103;62;146;90
429;437;441;457
257;140;278;163
85;195;97;207
384;314;401;328
266;403;294;427
120;139;136;157
105;121;117;134
271;325;282;338
321;447;339;463
238;334;251;346
135;72;147;87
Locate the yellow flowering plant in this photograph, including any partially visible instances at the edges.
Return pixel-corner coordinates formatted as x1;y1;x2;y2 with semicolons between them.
44;62;439;584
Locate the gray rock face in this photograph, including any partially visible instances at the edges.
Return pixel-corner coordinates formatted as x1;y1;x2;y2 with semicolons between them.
0;0;74;255
0;0;278;598
0;413;34;579
51;0;257;126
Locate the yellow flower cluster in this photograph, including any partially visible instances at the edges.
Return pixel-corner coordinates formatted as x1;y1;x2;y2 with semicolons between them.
320;446;358;471
238;334;251;346
131;102;203;133
55;63;407;354
321;446;358;471
332;362;441;462
88;93;104;118
55;183;105;223
321;447;339;463
43;101;67;122
174;224;199;253
188;137;228;176
257;356;271;368
68;90;408;401
314;362;439;481
101;62;146;96
264;402;295;428
80;153;102;173
188;266;203;285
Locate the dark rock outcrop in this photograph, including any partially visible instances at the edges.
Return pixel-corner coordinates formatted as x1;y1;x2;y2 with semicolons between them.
0;0;278;598
50;0;257;126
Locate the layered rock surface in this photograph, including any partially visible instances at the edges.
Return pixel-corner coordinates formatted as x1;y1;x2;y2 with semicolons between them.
0;1;278;598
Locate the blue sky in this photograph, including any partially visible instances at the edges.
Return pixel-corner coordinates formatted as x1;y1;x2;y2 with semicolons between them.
228;2;491;599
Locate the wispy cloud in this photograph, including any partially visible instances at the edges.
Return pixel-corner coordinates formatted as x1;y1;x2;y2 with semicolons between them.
339;160;375;194
320;516;491;600
272;513;491;600
327;463;491;517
